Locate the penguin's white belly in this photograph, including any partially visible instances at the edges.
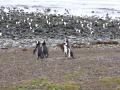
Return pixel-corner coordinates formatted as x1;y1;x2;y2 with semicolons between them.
63;45;68;57
67;48;71;58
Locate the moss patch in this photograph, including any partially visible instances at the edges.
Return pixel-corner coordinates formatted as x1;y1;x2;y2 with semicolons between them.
96;76;120;89
6;76;83;90
115;86;120;90
63;71;85;79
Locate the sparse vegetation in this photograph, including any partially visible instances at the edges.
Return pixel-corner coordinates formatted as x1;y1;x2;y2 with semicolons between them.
63;71;85;79
61;81;83;90
101;76;111;83
92;66;107;71
115;76;120;84
6;76;83;90
96;76;120;89
115;86;120;90
0;46;120;90
5;76;47;90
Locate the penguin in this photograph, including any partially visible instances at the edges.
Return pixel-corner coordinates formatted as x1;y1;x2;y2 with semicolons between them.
42;40;49;58
67;48;75;59
33;41;44;59
63;38;75;59
63;42;68;57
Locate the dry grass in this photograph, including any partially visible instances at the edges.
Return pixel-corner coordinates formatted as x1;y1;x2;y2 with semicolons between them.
91;40;120;46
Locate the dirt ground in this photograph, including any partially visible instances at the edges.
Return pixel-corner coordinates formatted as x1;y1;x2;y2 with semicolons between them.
0;45;120;90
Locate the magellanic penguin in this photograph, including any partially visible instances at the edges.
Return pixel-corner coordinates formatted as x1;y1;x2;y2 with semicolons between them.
63;42;68;57
33;41;44;59
42;40;49;58
67;48;75;59
63;38;75;59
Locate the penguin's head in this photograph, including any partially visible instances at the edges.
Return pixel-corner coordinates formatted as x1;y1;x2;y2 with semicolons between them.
42;40;46;45
36;40;40;45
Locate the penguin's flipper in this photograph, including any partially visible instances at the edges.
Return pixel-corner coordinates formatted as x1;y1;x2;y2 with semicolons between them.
70;50;75;59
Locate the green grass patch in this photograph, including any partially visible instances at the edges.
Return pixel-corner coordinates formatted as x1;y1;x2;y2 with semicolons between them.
114;76;120;84
93;66;107;71
96;76;120;88
61;81;83;90
101;76;111;83
115;86;120;90
6;76;83;90
6;76;48;90
100;76;120;84
63;71;85;79
44;81;62;90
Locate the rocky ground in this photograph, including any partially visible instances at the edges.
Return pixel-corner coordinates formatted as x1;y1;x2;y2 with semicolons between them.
1;6;120;48
0;45;120;90
0;6;120;90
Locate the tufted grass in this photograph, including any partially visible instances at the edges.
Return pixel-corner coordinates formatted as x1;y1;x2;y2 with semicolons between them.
92;66;107;72
5;76;83;90
96;76;120;89
5;76;48;90
114;76;120;84
115;86;120;90
101;76;111;83
63;71;85;79
61;81;83;90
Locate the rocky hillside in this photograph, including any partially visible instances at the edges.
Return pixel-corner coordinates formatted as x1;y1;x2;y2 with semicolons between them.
0;6;120;48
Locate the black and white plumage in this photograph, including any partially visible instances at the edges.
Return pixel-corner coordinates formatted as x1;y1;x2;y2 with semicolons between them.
63;42;68;57
63;38;75;59
33;41;44;59
67;48;75;59
33;40;49;59
42;40;49;58
0;32;2;36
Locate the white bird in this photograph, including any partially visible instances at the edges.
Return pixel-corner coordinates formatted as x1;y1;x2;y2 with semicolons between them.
32;29;34;32
30;26;32;30
81;23;84;28
27;18;29;21
24;20;26;23
91;30;94;35
45;16;48;19
9;17;12;20
90;28;94;35
1;16;4;20
103;23;108;29
76;29;81;33
64;21;67;26
61;19;64;22
35;24;38;28
0;32;2;36
47;20;51;25
30;19;33;22
6;25;9;28
29;22;31;26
